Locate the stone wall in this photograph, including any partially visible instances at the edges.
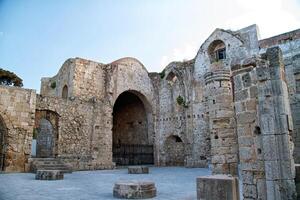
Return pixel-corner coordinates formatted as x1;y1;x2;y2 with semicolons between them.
0;86;36;172
154;60;209;167
36;95;114;170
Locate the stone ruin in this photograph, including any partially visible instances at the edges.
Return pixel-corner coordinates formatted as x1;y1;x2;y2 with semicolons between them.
0;24;300;199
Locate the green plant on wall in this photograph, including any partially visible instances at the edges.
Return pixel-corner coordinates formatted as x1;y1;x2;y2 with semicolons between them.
176;95;188;108
50;81;56;89
159;69;165;79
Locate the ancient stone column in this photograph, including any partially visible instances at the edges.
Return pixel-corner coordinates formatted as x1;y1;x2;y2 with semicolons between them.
204;69;238;175
257;47;296;199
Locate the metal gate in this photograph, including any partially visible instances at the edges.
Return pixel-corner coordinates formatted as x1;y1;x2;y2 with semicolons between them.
113;144;154;165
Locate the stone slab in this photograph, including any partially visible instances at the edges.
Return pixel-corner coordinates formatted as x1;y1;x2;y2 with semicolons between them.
113;180;156;199
128;166;149;174
197;175;239;200
35;170;64;180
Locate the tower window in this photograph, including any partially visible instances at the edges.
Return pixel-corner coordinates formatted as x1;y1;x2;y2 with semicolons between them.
208;40;226;63
216;48;226;61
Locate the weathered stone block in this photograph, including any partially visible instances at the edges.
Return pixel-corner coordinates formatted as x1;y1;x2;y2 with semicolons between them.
256;67;270;82
242;73;252;87
197;175;239;200
243;184;257;198
113;181;156;199
265;161;294;180
236;112;256;124
35;170;64;180
233;75;243;91
249;86;258;98
128;166;149;174
239;147;256;163
235;89;249;101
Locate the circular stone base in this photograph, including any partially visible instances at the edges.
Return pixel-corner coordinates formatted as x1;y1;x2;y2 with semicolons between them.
128;166;149;174
113;181;156;199
35;170;64;180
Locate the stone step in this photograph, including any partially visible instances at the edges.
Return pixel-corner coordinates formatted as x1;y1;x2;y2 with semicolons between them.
36;164;68;167
37;168;72;173
34;161;61;165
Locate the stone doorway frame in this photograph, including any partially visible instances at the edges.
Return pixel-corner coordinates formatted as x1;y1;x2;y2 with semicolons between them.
34;110;59;158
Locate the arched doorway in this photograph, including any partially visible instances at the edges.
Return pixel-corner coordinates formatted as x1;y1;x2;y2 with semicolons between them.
164;135;185;166
113;91;154;165
36;118;54;158
0;115;7;171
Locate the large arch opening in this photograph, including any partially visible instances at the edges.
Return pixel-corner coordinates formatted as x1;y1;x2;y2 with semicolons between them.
0;115;7;171
164;135;185;166
112;91;154;165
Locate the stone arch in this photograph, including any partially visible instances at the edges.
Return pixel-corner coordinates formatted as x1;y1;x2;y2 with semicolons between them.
163;135;185;166
208;40;226;63
0;114;7;171
35;110;59;158
112;90;154;165
62;85;68;99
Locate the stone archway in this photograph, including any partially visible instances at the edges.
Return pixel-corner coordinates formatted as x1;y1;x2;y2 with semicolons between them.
164;135;185;166
0;115;7;171
112;91;154;165
36;118;54;158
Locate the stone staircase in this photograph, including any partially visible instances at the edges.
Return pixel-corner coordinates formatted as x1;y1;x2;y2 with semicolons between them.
29;158;73;173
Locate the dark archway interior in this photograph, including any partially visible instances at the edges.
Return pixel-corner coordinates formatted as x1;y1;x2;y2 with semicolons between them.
113;91;153;165
0;115;6;171
164;135;185;166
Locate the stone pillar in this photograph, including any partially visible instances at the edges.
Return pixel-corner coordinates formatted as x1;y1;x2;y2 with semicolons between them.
290;54;300;163
233;60;266;199
204;69;238;175
257;47;296;199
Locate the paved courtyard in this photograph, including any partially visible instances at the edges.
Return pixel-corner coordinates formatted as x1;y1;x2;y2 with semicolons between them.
0;167;211;200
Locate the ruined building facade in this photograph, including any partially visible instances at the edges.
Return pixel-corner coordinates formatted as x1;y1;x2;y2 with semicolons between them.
1;24;300;199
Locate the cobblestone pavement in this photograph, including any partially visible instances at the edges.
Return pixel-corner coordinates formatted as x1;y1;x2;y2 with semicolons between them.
0;167;211;200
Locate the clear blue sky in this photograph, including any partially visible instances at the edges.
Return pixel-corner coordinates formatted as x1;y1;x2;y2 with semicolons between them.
1;0;300;92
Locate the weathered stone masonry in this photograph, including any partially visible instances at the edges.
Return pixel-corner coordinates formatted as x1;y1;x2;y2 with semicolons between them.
1;24;300;199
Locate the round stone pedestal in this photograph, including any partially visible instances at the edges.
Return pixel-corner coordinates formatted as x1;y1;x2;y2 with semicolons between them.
35;170;64;180
113;181;156;199
128;166;149;174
